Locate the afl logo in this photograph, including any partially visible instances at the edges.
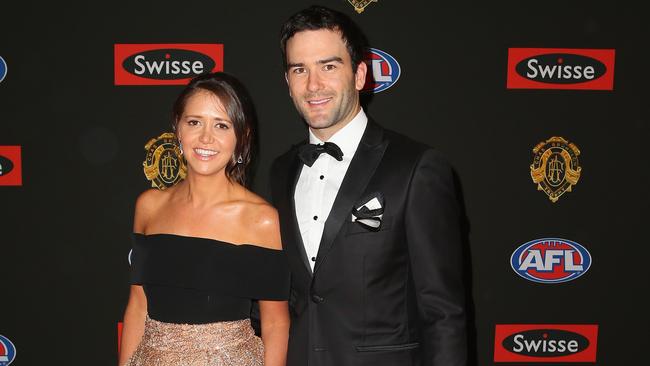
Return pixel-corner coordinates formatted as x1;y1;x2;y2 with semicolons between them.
0;56;7;83
0;335;16;365
362;48;400;93
511;238;591;284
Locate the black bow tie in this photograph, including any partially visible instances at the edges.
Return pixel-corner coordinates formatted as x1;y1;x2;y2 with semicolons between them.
298;142;344;167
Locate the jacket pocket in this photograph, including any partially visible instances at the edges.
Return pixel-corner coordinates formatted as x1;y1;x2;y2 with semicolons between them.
355;342;419;352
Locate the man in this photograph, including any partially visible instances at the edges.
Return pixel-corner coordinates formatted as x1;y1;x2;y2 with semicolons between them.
271;5;467;366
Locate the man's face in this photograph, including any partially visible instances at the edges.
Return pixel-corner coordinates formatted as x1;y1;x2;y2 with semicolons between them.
285;29;367;139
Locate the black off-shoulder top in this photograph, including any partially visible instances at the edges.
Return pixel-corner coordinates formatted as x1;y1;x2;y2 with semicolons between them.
130;233;290;324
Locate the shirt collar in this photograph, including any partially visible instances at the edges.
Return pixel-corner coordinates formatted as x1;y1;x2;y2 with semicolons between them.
308;108;368;161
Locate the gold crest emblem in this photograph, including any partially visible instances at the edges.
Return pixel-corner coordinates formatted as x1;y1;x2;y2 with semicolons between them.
530;136;581;202
143;132;186;190
348;0;378;13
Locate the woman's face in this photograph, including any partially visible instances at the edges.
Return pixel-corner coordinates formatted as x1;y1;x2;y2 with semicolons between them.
176;90;237;178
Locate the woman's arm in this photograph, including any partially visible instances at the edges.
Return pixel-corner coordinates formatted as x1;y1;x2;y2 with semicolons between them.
260;299;290;366
119;190;157;365
118;285;147;365
250;203;290;365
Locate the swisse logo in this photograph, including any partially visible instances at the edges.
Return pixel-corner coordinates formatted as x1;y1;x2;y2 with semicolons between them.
518;54;605;84
114;44;223;85
124;49;214;79
0;146;22;186
504;329;588;356
511;238;591;283
362;48;400;93
0;155;13;176
507;48;615;90
495;324;598;363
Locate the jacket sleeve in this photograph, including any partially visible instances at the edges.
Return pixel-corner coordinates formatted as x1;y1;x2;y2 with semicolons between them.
404;148;468;366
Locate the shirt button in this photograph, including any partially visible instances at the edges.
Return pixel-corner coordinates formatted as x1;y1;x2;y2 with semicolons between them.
311;294;324;303
320;175;324;180
313;215;318;220
311;257;316;262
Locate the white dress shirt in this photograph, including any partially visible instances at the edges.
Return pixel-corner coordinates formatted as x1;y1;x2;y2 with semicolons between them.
294;108;368;270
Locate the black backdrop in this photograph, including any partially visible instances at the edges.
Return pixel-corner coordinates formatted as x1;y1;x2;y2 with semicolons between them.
1;1;649;365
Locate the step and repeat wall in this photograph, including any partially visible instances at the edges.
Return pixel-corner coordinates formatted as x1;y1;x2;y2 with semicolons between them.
1;1;648;365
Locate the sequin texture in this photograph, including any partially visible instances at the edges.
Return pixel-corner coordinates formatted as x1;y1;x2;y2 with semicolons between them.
123;315;263;366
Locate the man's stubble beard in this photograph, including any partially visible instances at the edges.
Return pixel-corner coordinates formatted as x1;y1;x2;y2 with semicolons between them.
296;87;358;133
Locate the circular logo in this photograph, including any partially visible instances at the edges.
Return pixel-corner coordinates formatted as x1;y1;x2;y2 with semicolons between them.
143;132;186;190
362;48;401;93
510;238;591;284
530;136;581;202
0;334;16;365
0;56;7;83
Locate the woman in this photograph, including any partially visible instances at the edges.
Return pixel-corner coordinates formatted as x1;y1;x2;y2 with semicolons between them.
119;72;290;366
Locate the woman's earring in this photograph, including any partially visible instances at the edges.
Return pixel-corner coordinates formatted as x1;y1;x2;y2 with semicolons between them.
237;156;243;164
178;141;184;155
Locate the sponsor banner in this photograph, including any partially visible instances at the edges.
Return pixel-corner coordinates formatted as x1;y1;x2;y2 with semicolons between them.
0;334;16;365
362;48;400;93
507;48;615;90
0;146;22;186
114;44;224;85
511;238;591;284
494;324;598;363
0;56;7;83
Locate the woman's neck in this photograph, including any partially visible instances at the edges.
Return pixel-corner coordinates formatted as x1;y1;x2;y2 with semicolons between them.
180;171;238;208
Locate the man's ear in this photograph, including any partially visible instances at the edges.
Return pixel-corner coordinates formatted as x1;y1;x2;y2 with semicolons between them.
285;72;292;97
354;61;368;91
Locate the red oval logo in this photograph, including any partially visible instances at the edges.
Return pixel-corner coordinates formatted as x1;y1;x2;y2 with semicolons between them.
122;49;215;80
516;53;606;84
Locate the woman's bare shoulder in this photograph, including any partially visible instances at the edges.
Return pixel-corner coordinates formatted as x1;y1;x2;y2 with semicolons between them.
238;190;282;250
133;187;174;232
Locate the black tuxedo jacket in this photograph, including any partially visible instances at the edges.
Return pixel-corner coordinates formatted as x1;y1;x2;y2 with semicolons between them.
271;120;467;366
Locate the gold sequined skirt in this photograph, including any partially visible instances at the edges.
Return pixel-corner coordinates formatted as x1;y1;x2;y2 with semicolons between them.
124;316;263;366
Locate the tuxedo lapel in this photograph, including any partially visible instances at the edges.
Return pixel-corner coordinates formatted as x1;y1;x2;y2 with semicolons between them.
284;146;313;276
313;121;387;273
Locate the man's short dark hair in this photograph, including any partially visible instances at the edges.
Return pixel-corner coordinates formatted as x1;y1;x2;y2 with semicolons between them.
280;5;369;72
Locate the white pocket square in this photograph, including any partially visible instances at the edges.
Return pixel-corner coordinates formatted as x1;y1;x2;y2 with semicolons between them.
351;192;385;230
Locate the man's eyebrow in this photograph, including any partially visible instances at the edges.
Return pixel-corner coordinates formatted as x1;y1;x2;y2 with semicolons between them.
318;56;344;64
287;57;344;69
